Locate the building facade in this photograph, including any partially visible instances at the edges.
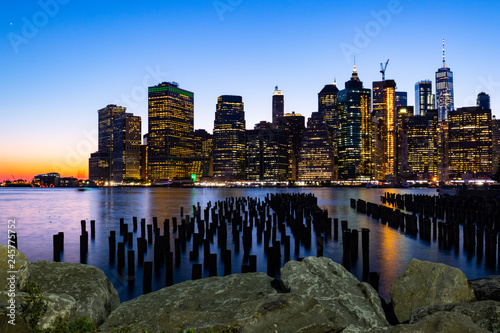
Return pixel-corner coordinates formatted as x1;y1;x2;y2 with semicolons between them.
436;42;454;120
148;82;194;183
112;113;142;183
415;80;435;116
272;87;284;129
279;112;305;181
337;67;372;180
213;95;246;181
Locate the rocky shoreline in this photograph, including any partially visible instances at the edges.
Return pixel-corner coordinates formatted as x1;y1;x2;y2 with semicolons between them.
1;245;499;332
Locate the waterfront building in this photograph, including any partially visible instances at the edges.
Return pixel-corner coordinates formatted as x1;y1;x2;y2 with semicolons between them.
192;129;213;180
245;122;288;181
148;82;194;183
298;112;334;181
492;116;500;174
279;112;305;180
436;40;454;120
372;79;397;180
406;110;440;179
213;95;246;181
448;107;492;179
112;113;142;183
89;105;126;183
272;87;284;129
318;81;339;176
415;80;435;116
396;106;414;177
337;66;372;180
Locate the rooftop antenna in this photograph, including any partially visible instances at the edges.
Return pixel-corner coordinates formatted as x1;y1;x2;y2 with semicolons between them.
275;85;278;91
442;38;446;69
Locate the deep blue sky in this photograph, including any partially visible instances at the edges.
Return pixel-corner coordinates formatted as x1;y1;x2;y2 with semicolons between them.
1;0;500;179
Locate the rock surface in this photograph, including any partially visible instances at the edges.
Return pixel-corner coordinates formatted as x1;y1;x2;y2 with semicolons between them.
390;259;474;322
410;300;500;332
470;275;500;302
388;312;489;333
280;256;389;331
0;245;29;291
100;257;389;333
29;261;120;326
37;293;79;330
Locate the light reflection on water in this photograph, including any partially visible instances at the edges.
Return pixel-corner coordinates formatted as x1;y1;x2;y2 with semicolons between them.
0;187;496;302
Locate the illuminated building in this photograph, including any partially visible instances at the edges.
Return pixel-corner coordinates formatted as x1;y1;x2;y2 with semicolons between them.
272;87;284;129
396;91;407;107
246;122;288;181
140;134;148;181
112;113;142;183
318;81;339;178
415;80;435;116
396;106;414;177
89;104;126;182
279;112;305;180
337;66;372;180
436;40;454;120
448;107;492;179
213;95;246;181
372;79;397;180
492;116;500;174
192;129;213;180
298;112;334;181
148;82;194;183
477;92;490;110
406;110;440;179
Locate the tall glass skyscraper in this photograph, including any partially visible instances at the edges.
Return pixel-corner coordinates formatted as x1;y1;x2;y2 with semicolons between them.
337;66;372;180
415;80;435;116
318;81;339;171
213;95;246;181
272;87;284;129
148;82;194;183
112;113;142;183
436;40;454;120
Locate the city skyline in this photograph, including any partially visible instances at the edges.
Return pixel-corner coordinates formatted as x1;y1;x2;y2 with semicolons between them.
2;0;500;180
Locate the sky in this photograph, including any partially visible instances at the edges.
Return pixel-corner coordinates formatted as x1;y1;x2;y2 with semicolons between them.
1;0;500;181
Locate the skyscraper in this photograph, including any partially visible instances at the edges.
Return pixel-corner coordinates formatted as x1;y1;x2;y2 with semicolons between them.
279;112;305;180
415;80;435;115
213;95;246;181
272;87;284;129
298;112;334;181
448;107;492;179
337;66;372;180
372;79;397;180
436;40;454;120
89;104;126;183
396;91;407;107
318;81;339;175
192;129;213;181
477;92;491;110
148;82;194;183
112;113;142;183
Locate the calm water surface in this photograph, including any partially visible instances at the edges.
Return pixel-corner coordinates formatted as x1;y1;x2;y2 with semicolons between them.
0;187;497;302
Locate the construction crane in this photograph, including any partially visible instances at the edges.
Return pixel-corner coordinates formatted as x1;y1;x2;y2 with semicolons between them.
380;59;389;81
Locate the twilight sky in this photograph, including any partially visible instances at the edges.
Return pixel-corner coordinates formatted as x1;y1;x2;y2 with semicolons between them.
1;0;499;180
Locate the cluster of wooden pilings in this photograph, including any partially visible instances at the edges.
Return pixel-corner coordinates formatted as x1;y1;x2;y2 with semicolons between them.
351;192;500;270
52;193;380;296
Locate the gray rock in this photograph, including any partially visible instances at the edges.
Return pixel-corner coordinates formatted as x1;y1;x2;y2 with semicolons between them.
0;245;29;291
410;300;500;332
29;261;120;326
0;310;35;333
470;276;500;302
37;293;78;330
280;256;389;332
390;259;474;323
389;312;489;333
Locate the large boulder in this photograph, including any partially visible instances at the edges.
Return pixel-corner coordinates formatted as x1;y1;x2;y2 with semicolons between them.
470;275;500;302
390;259;474;322
389;312;489;333
29;261;120;326
280;257;388;332
100;258;391;333
0;246;29;291
409;300;500;332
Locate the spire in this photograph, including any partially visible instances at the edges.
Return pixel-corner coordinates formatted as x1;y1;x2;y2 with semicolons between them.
334;77;337;86
275;85;278;91
442;38;446;69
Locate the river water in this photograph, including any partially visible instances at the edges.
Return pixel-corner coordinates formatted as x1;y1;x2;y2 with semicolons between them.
0;187;496;302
